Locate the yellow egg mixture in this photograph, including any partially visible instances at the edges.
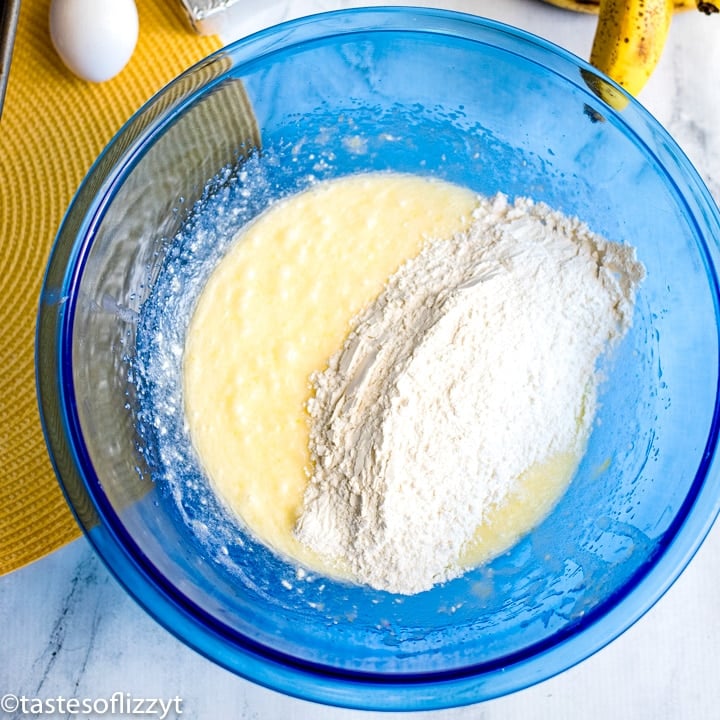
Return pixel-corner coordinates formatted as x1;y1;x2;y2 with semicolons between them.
183;173;577;581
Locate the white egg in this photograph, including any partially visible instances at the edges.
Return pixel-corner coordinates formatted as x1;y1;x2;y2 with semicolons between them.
49;0;139;83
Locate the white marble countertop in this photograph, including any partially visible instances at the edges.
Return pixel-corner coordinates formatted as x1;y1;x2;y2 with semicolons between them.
3;1;720;718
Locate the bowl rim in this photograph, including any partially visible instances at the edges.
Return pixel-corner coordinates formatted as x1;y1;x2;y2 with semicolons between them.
35;5;720;711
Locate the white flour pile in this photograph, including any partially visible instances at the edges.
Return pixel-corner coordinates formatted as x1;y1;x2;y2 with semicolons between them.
294;194;645;595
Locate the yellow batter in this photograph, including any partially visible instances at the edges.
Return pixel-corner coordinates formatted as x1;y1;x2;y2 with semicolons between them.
183;172;577;581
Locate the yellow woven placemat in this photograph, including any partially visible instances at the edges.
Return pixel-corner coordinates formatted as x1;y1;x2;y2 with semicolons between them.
0;0;222;575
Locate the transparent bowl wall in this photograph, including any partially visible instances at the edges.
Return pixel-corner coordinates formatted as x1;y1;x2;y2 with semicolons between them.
37;8;720;711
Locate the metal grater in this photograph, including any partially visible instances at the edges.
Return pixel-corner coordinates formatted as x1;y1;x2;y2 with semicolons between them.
175;0;244;35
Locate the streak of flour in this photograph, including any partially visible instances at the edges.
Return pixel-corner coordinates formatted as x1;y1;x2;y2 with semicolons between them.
294;194;645;595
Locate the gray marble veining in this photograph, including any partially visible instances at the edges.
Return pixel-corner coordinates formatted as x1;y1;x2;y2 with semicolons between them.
2;525;720;718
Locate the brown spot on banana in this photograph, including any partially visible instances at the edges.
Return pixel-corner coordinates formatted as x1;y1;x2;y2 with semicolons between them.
697;1;720;13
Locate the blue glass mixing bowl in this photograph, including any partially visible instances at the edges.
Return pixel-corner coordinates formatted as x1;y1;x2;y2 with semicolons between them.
36;7;720;710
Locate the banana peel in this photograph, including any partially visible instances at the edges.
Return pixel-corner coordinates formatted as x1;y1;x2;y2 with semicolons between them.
542;0;707;12
541;0;718;109
590;0;674;106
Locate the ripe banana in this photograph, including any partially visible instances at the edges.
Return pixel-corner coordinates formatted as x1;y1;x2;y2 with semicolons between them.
541;0;717;106
542;0;704;12
590;0;674;100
